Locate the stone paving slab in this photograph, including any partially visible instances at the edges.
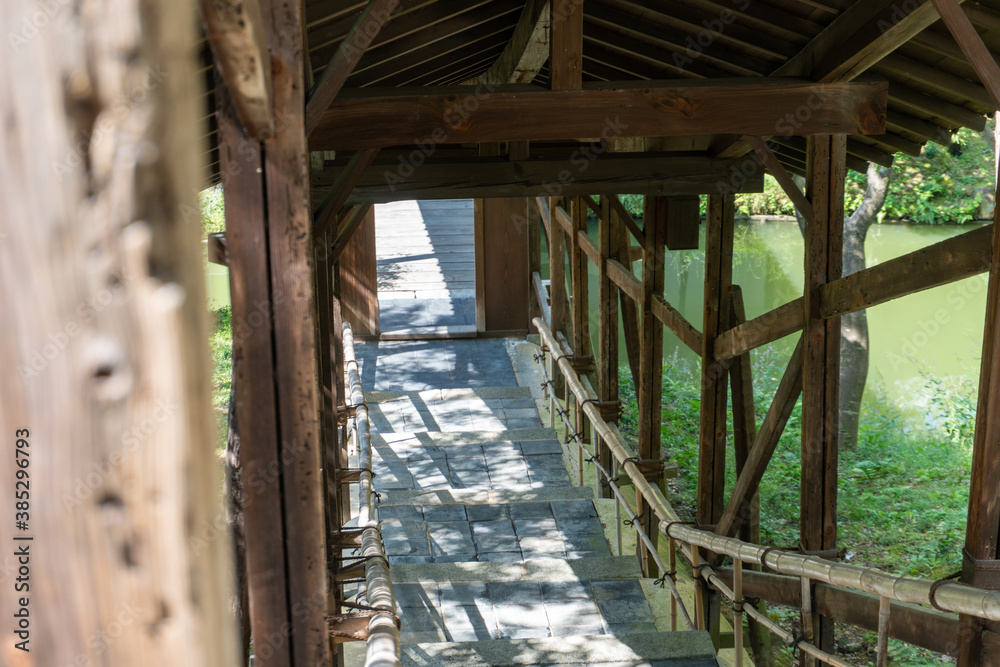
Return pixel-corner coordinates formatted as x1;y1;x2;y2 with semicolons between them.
379;486;594;508
399;632;718;666
391;557;643;584
373;428;560;446
354;339;518;391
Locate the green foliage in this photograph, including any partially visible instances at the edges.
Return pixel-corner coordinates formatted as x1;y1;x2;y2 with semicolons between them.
618;343;973;581
736;175;798;218
845;125;994;224
208;306;233;448
201;184;226;235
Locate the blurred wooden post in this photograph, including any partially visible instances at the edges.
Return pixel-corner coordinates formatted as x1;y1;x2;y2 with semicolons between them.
801;134;847;662
699;193;735;644
0;0;238;664
636;196;667;576
549;197;568;394
959;167;1000;667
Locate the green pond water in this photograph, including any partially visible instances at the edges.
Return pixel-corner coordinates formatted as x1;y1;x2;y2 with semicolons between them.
544;219;990;423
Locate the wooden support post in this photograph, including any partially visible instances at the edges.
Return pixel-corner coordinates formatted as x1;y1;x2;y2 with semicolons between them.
529;197;543;327
571;197;592;360
597;196;619;498
728;286;771;665
550;0;584;90
0;1;238;662
801;135;847;661
698;194;735;644
332;267;351;526
636;196;667;576
549;197;569;394
959;168;1000;666
611;200;642;382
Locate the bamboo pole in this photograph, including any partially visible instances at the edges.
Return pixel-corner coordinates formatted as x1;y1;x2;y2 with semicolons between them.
343;323;401;667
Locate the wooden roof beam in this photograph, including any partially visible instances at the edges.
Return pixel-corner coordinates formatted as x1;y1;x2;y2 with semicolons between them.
550;0;583;89
773;0;962;83
199;0;274;139
310;153;766;203
310;79;888;150
467;0;550;84
305;0;400;137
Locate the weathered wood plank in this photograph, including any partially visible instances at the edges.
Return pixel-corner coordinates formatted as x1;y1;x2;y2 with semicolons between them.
482;198;531;331
330;203;374;262
0;2;237;663
609;194;645;247
311;79;889;149
200;0;274;139
305;0;400;136
664;196;701;251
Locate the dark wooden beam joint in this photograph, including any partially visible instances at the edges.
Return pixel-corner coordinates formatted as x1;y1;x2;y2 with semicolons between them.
207;232;228;266
329;528;364;549
327;614;371;643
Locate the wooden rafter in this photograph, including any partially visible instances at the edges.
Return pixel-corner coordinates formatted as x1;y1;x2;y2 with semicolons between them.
199;0;274;139
313;148;380;236
775;0;962;83
304;0;400;136
468;0;550;84
310;79;889;150
930;0;1000;108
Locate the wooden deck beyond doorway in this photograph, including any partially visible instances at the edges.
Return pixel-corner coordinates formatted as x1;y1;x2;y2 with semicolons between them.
375;199;477;339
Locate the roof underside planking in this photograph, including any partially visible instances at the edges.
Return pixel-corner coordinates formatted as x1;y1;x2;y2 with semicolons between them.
201;0;1000;197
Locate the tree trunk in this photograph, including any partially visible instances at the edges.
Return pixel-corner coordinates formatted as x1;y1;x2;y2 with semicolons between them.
794;163;890;448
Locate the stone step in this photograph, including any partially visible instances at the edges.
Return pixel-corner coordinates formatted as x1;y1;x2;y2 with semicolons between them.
398;632;718;666
391;556;643;584
380;325;478;341
373;428;558;447
378;485;594;508
366;386;533;403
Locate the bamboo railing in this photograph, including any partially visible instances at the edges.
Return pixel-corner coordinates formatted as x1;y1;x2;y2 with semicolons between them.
343;322;401;667
533;316;1000;666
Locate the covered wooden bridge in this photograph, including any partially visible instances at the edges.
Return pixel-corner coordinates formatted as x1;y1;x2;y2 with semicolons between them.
7;0;1000;666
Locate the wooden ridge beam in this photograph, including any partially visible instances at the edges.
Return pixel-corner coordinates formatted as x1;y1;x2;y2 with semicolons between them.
468;0;550;84
715;337;805;539
199;0;274;139
305;0;399;136
313;148;380;236
651;294;703;354
312;153;765;203
310;79;889;150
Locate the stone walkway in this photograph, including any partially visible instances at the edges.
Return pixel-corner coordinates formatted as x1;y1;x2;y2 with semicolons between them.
346;337;719;666
374;199;476;337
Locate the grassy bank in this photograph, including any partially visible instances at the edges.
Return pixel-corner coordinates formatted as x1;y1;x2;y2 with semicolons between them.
616;347;972;580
